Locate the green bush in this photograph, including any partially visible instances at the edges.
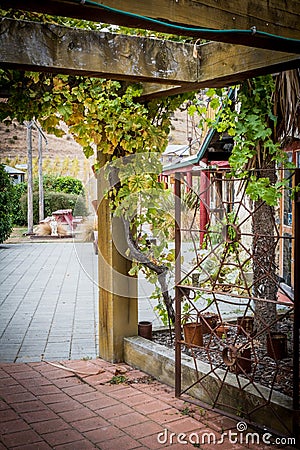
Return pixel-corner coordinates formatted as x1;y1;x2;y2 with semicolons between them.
20;191;88;225
0;164;13;242
12;175;86;225
33;175;84;195
11;181;27;226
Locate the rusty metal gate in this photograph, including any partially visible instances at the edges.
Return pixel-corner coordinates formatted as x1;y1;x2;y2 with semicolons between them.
174;168;299;442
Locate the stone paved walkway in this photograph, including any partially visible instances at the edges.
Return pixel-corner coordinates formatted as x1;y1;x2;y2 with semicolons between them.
0;358;286;450
0;242;98;363
0;242;296;449
0;242;161;363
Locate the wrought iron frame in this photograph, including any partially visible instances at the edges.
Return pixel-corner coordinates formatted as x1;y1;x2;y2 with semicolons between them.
174;168;300;443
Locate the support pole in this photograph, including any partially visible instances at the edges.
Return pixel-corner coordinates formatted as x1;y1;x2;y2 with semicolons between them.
38;131;44;222
199;161;209;245
293;168;300;445
26;122;33;234
175;172;182;397
97;153;138;362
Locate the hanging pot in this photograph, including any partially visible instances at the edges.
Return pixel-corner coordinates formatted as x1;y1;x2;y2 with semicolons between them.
138;321;152;340
267;332;287;360
183;322;203;347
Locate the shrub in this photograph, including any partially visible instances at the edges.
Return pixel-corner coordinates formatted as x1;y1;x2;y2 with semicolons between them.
0;164;13;242
11;181;27;226
33;175;84;195
20;191;88;225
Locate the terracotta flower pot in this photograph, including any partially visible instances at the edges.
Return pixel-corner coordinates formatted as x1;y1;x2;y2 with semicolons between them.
200;313;218;334
237;316;254;336
183;322;203;347
215;324;230;338
267;332;287;360
138;321;152;340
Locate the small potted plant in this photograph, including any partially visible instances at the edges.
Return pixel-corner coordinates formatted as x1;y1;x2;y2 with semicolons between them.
182;305;203;347
215;323;230;339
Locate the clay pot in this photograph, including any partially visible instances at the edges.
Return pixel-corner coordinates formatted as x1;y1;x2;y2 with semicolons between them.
183;322;203;347
267;332;287;360
138;321;152;340
200;313;218;334
215;324;230;338
237;316;254;336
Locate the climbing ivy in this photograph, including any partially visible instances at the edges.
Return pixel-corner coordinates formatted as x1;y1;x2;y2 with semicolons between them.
4;9;298;326
0;68;193;325
0;6;199;324
189;76;296;205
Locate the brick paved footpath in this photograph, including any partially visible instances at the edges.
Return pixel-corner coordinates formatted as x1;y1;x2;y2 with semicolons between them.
0;358;290;450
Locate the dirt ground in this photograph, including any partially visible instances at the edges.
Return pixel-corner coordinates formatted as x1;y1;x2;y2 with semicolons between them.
4;227;75;244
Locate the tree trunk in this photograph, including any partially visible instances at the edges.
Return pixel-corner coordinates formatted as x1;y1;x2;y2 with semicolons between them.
252;161;277;339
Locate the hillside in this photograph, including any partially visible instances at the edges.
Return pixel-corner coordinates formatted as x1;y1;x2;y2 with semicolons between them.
0;121;92;182
0;110;194;181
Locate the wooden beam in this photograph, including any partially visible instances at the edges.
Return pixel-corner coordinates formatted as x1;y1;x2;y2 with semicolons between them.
0;19;299;99
1;0;300;52
0;18;199;85
141;42;300;98
97;154;138;363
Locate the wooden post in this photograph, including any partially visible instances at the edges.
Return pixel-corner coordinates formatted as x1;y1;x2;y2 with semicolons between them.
97;154;138;362
38;131;44;222
26;122;33;234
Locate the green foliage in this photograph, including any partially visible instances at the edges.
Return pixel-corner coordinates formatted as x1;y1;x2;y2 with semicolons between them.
20;191;87;224
152;288;170;326
0;39;193;325
33;175;84;195
0;164;13;242
11;181;27;225
190;77;294;206
0;70;191;162
109;375;128;384
181;406;193;416
10;176;85;225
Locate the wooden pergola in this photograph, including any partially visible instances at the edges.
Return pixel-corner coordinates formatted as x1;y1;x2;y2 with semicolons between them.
1;0;300;361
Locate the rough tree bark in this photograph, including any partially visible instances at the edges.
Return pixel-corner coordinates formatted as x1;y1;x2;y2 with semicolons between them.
252;158;278;338
122;217;176;324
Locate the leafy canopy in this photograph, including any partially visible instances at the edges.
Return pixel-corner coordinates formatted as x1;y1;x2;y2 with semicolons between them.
189;77;295;206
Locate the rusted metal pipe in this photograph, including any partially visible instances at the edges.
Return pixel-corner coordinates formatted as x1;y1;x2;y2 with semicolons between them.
175;172;182;398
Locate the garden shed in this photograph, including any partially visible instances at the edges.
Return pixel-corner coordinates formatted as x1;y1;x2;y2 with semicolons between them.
4;164;25;184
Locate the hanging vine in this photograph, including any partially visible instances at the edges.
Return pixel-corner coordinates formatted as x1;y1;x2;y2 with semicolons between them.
0;65;194;324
